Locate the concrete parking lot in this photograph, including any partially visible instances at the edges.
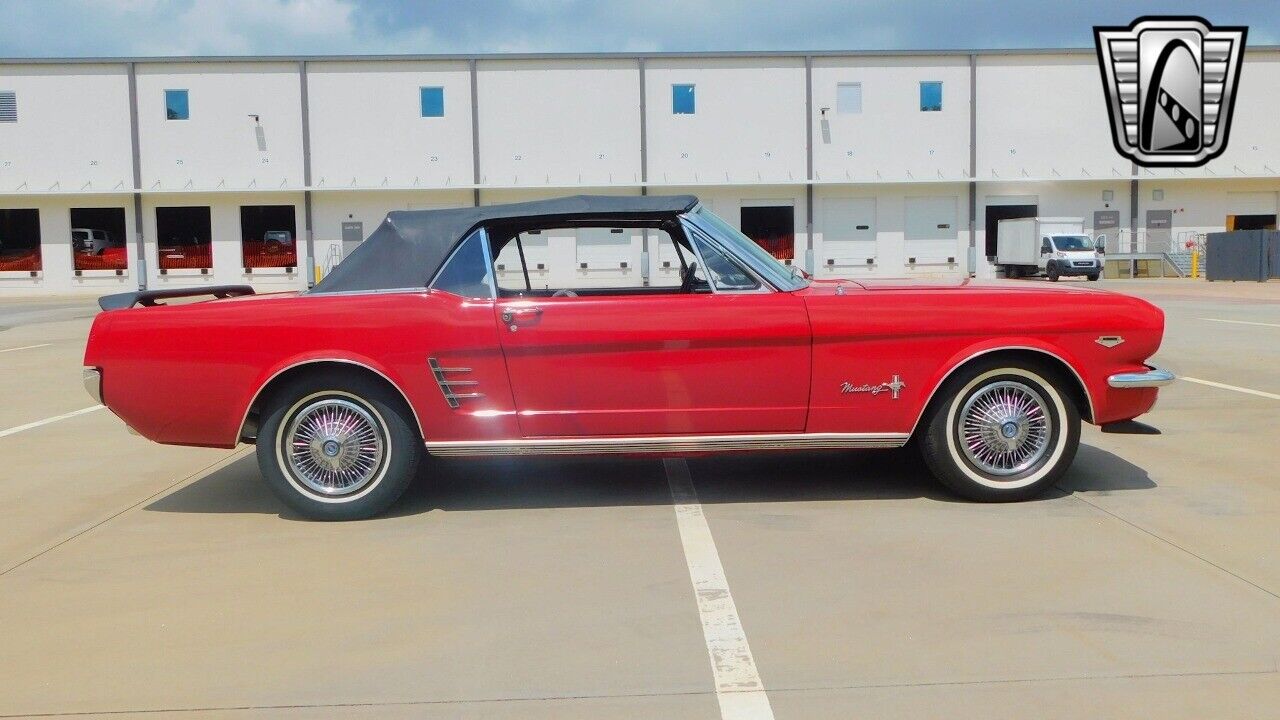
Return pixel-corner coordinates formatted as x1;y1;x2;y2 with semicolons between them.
1;278;1278;719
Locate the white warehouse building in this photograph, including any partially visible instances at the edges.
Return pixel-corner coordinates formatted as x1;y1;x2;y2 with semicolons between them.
1;48;1279;295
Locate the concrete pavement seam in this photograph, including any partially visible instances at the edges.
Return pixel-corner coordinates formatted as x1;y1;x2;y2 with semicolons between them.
1062;490;1280;605
0;449;251;578
2;668;1276;717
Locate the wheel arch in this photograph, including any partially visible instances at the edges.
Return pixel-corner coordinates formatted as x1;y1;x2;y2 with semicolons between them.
237;358;424;444
908;345;1094;438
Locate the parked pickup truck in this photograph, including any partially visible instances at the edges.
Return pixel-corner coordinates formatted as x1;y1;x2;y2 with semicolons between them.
996;217;1103;281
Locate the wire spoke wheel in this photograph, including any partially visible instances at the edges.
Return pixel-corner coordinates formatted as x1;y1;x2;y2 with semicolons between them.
281;397;386;497
958;380;1052;477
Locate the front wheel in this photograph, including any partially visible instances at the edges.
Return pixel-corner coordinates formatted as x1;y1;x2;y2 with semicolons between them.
1046;265;1060;282
256;371;421;520
1087;273;1100;281
918;360;1080;502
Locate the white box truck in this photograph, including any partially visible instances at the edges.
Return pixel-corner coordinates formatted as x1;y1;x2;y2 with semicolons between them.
996;217;1103;281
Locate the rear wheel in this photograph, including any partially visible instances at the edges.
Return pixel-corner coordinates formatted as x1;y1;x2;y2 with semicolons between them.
256;370;420;520
918;359;1080;502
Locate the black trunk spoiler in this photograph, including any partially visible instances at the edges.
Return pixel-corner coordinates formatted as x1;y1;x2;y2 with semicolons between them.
98;285;256;311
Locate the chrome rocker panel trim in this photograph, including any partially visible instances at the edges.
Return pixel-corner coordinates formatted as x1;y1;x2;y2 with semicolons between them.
1107;367;1176;389
425;432;910;457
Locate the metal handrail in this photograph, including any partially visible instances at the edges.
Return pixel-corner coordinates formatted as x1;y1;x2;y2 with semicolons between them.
321;244;342;277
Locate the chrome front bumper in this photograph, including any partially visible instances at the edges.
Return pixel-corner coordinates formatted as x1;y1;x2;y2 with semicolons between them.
82;367;103;404
1108;367;1176;389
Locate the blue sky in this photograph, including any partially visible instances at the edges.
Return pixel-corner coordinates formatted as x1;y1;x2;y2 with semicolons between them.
0;0;1275;57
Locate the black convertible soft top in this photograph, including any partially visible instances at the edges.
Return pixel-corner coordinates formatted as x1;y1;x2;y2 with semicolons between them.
310;194;698;294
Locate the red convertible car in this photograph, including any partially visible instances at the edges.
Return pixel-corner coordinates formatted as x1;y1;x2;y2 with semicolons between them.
83;195;1173;520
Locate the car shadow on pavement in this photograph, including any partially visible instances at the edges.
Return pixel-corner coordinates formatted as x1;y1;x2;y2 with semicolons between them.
1054;443;1157;494
144;442;1155;519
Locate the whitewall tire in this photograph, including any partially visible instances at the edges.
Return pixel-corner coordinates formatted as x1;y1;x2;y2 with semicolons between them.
256;370;420;520
919;360;1080;502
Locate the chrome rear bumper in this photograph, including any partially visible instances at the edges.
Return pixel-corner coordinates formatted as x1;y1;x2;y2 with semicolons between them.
82;367;103;404
1108;367;1175;389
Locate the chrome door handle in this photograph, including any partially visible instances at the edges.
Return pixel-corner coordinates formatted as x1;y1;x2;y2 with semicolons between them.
501;306;543;325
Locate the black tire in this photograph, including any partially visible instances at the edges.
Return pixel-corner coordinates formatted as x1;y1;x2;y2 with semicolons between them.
918;358;1080;502
1087;273;1100;281
1045;262;1060;281
256;370;421;520
1005;266;1020;279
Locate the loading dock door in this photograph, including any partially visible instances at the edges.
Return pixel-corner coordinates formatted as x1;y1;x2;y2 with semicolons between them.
819;198;875;271
985;204;1037;258
1226;214;1277;231
904;196;958;264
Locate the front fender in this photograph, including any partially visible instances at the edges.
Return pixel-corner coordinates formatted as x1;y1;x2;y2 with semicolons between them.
907;338;1095;436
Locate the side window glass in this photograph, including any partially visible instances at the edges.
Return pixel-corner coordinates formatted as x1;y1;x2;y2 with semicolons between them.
493;225;687;295
651;231;688;288
494;230;549;293
431;230;494;299
691;233;760;291
1041;237;1051;253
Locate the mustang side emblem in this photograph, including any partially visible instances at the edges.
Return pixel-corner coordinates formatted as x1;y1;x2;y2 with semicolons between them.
841;375;906;400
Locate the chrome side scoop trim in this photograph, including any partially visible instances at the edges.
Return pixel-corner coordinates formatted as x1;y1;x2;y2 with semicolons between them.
428;357;485;409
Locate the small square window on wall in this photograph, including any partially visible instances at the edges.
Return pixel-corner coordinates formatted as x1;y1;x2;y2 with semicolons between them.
420;86;444;117
165;89;189;120
919;81;942;112
0;91;16;122
836;83;862;114
672;84;695;114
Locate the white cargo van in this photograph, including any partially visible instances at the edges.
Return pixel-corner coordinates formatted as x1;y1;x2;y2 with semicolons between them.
996;217;1102;281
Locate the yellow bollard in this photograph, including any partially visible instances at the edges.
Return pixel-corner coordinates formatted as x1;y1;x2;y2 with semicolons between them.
1190;250;1199;278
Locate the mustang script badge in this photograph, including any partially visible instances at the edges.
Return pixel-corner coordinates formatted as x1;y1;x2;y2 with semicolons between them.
1094;16;1247;167
841;375;906;400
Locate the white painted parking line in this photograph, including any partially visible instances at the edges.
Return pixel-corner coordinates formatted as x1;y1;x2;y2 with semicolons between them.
0;343;51;354
1182;377;1280;401
663;458;774;720
1200;318;1280;329
0;405;106;439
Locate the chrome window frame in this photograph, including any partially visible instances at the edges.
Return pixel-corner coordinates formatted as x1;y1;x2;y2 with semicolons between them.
680;205;803;292
679;217;772;294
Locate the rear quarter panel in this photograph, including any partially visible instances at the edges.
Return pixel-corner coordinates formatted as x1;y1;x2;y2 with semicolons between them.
802;283;1165;434
84;290;517;447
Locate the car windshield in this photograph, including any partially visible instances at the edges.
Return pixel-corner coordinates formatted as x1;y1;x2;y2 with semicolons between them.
689;206;807;290
1053;235;1094;251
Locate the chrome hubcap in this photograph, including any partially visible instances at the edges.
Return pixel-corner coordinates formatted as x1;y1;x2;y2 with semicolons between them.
283;398;386;496
959;381;1052;476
